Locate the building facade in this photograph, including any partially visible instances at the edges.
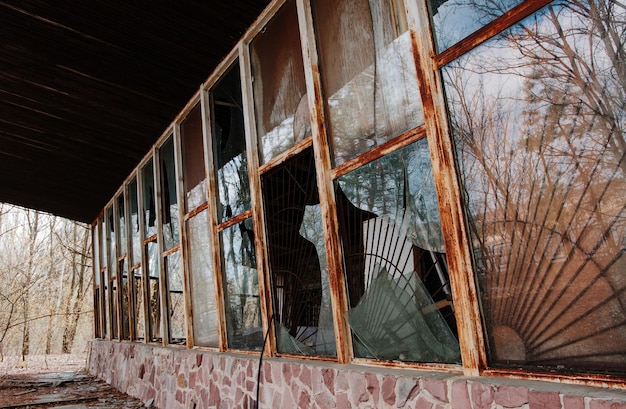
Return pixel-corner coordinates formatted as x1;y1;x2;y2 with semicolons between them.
89;0;626;407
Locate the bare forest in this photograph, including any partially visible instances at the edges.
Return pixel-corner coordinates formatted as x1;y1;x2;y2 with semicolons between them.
0;204;93;361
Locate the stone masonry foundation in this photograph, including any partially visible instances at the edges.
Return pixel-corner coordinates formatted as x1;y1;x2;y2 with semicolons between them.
88;340;626;409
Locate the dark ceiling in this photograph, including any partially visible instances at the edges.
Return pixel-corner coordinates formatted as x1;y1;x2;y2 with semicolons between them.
0;0;270;223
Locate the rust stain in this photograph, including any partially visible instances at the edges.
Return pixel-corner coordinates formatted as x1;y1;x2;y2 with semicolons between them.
217;209;253;231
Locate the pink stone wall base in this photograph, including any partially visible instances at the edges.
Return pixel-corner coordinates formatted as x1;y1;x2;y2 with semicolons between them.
89;341;626;409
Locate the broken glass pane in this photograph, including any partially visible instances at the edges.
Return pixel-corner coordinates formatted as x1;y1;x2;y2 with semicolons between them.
120;259;130;340
212;62;251;222
129;178;142;267
220;218;262;350
146;241;161;342
313;0;423;165
336;139;460;363
142;160;157;239
133;267;145;341
181;103;208;212
251;0;309;164
166;251;186;344
262;147;336;356
160;137;180;250
117;194;127;256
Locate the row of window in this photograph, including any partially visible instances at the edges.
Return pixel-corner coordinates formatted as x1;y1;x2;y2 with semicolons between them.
93;0;626;382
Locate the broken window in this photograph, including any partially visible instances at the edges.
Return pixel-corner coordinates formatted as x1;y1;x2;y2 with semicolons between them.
128;177;145;340
181;103;208;212
159;136;186;344
142;160;162;342
313;0;423;166
262;147;336;356
99;216;109;339
444;2;626;375
160;136;180;251
181;103;220;347
220;219;262;350
251;0;309;164
116;194;130;340
212;62;251;223
336;139;460;363
93;223;102;339
211;62;262;351
106;206;119;340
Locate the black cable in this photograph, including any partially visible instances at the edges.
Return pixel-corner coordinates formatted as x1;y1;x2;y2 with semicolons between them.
255;313;275;409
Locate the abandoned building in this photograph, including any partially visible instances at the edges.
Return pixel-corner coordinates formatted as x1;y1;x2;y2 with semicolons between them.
1;0;625;407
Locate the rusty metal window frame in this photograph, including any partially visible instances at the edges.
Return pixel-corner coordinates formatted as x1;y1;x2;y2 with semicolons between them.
124;173;144;342
87;0;626;388
113;191;131;341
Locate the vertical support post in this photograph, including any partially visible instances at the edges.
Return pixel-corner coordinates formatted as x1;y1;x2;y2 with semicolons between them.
405;0;487;376
296;0;353;364
154;146;170;346
239;42;276;357
202;86;229;352
173;122;193;348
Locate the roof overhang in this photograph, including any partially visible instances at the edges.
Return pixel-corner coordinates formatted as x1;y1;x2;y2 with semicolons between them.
0;0;271;223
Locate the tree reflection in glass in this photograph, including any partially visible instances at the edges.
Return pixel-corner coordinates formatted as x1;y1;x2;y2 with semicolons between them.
444;2;626;374
427;0;523;53
220;219;262;350
212;63;251;222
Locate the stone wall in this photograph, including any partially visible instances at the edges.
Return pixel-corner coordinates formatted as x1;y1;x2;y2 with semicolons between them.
88;340;626;409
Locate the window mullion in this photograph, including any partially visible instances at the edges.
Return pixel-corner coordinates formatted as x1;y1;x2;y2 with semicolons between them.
201;88;229;352
238;42;277;357
296;0;352;364
405;0;487;376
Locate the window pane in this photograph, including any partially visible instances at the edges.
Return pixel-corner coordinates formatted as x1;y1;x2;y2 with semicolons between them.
220;218;262;350
146;241;161;342
103;272;109;339
100;216;107;269
129;178;142;266
133;267;145;341
444;2;626;374
116;195;127;256
336;139;460;363
188;210;219;347
111;276;119;340
160;137;180;250
94;225;101;280
166;251;186;343
313;0;423;165
181;103;208;212
252;0;309;164
262;148;336;356
106;207;116;273
142;160;157;239
120;259;130;340
94;287;101;338
427;0;523;53
212;62;251;222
